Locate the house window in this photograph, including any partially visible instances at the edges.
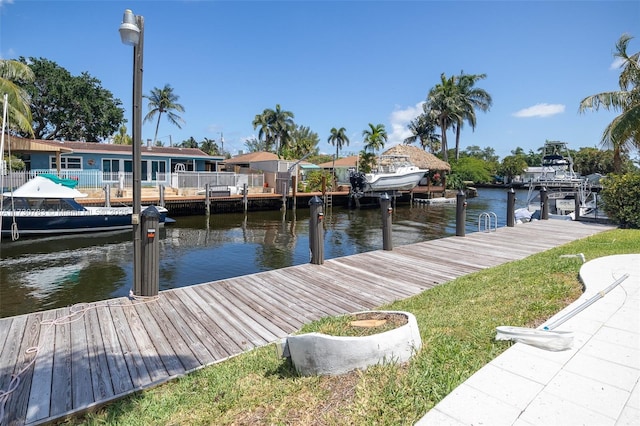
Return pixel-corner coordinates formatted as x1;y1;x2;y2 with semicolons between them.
150;160;166;181
50;156;82;170
102;159;121;181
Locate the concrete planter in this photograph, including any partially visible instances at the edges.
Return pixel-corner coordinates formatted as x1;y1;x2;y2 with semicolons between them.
285;310;422;376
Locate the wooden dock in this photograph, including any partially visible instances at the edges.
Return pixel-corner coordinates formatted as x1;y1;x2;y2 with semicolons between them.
0;220;615;425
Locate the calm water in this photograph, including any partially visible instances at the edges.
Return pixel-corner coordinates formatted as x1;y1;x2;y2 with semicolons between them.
0;188;529;318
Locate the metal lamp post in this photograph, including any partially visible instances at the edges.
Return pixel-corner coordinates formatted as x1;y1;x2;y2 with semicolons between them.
119;9;144;295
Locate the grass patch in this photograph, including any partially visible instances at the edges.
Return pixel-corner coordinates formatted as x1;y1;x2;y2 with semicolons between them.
72;229;639;425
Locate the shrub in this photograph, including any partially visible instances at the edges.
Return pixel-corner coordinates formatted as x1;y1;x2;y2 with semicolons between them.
600;172;640;228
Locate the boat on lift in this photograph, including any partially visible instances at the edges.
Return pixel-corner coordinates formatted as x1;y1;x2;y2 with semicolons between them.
349;155;428;194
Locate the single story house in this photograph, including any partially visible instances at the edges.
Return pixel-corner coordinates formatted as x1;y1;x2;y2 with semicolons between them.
221;151;305;190
318;155;359;185
2;137;223;189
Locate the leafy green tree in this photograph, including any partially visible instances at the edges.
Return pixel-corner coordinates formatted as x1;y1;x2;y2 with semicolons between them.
404;113;440;153
0;59;34;136
180;136;198;148
112;125;132;145
200;137;220;155
362;123;387;154
285;125;319;159
2;154;25;171
450;157;493;183
525;149;542;166
498;155;528;183
244;137;268;153
579;34;640;173
144;84;185;145
572;147;614;175
463;145;499;163
18;57;124;141
600;171;640;228
252;104;295;157
452;72;492;160
358;150;377;173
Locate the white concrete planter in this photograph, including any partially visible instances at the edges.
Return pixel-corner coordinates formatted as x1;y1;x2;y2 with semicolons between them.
285;310;422;376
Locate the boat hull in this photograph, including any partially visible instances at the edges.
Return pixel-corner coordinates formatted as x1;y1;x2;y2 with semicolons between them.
364;170;426;192
1;207;168;238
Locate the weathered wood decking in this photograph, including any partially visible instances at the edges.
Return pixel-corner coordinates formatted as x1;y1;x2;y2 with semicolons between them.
0;220;615;425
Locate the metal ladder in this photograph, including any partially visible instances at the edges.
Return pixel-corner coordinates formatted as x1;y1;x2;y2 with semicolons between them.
478;211;498;233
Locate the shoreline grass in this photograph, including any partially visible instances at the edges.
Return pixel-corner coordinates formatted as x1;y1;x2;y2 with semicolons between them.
73;229;639;425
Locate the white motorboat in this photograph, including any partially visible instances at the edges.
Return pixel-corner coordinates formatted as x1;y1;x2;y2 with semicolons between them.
350;155;428;193
1;174;170;240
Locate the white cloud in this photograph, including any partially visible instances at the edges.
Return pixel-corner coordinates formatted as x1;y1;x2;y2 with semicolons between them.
387;102;424;145
0;0;14;8
512;103;565;118
610;57;625;70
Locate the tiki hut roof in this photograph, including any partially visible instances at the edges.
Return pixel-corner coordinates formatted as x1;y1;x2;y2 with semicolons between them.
381;145;451;171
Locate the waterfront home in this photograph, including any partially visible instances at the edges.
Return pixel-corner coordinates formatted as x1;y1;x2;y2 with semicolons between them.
2;137;223;190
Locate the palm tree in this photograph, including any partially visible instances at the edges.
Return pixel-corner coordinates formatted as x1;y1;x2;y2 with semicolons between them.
404;112;440;153
200;137;219;155
0;59;34;136
328;127;349;179
143;84;185;145
453;72;492;160
252;104;295;157
112;125;132;145
425;73;460;162
362;123;387;153
579;33;640;173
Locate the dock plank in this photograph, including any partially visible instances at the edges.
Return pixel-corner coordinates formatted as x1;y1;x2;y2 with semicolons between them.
25;311;56;424
0;220;617;425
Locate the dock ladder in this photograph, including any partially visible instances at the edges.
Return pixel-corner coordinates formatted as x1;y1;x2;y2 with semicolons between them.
324;193;333;209
478;211;498;233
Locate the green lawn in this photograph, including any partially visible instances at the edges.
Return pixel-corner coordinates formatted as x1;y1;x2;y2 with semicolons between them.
75;229;640;426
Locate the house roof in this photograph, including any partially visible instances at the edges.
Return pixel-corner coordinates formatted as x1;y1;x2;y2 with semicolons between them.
222;151;279;164
3;137;219;159
318;155;359;168
38;140;217;159
2;136;73;153
382;145;451;171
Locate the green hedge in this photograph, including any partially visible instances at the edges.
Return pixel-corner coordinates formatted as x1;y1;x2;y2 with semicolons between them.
600;172;640;228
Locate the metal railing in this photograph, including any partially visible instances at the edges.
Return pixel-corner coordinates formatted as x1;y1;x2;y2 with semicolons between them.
2;169;266;193
478;211;498;233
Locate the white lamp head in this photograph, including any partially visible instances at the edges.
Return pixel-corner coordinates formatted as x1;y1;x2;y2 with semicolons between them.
119;9;140;46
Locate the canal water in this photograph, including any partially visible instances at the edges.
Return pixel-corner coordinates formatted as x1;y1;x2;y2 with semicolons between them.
0;188;530;318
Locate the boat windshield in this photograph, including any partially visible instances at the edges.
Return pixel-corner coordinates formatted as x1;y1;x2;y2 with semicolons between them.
1;197;86;212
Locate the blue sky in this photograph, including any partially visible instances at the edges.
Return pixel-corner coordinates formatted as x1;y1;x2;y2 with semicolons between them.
1;0;638;160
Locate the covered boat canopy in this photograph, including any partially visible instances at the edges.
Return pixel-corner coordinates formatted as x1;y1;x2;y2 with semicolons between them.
3;175;88;199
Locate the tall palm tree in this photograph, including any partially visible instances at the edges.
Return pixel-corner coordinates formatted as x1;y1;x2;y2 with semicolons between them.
143;84;185;145
362;123;387;154
328;127;349;178
404;112;440;153
453;72;492;160
425;73;460;162
0;59;34;136
579;33;640;173
252;104;295;157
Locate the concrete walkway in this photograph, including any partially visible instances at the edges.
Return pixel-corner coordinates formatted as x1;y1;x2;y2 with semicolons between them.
417;253;639;426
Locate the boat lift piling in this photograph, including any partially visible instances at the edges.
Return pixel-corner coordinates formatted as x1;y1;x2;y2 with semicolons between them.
540;187;549;220
309;196;324;265
103;184;111;207
456;190;466;237
380;193;393;251
507;188;516;227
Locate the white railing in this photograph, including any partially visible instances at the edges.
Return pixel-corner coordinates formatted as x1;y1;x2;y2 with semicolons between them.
2;169;265;193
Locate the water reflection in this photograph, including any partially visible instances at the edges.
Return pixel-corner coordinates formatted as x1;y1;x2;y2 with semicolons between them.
0;188;525;318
